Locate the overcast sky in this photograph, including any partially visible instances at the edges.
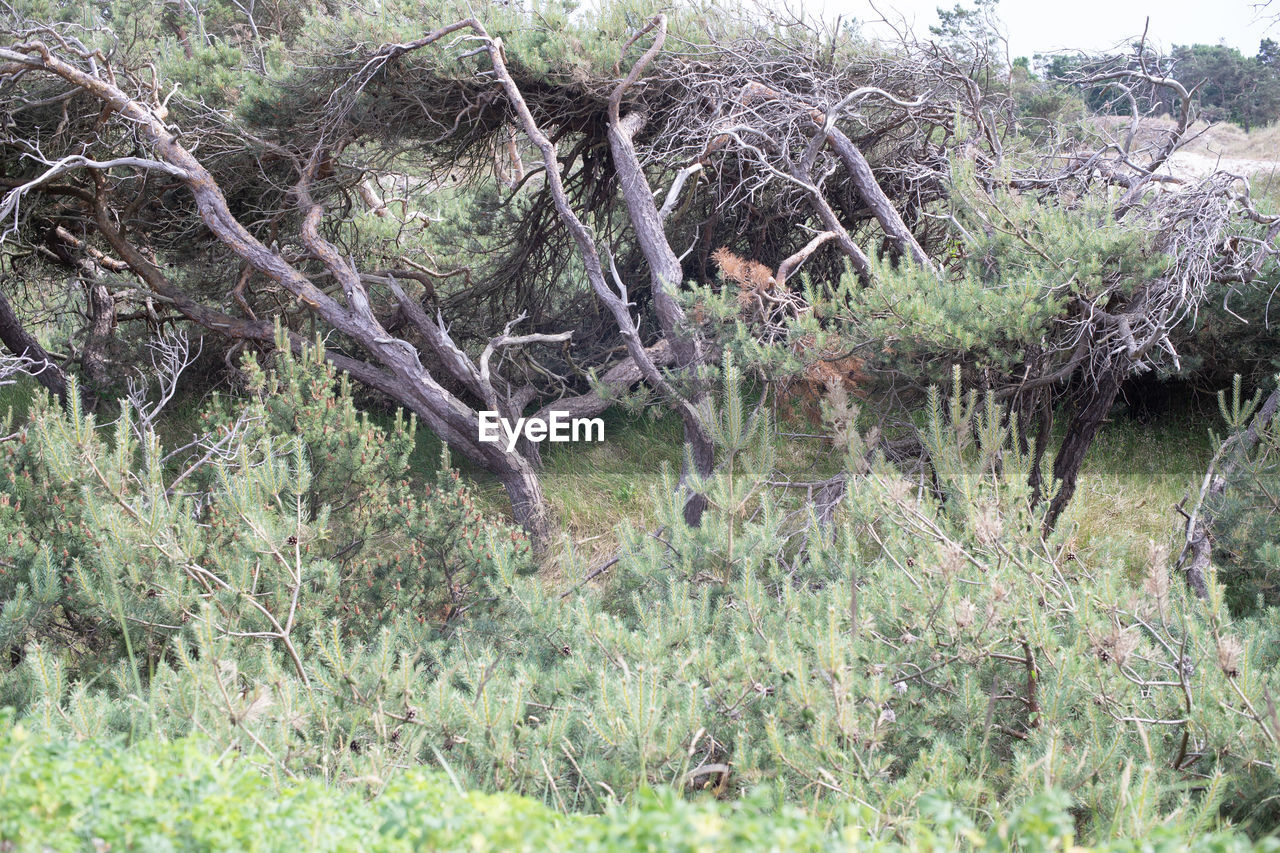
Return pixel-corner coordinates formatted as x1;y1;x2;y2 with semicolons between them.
819;0;1278;59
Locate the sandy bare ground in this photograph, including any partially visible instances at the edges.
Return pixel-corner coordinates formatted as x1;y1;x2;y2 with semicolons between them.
1162;150;1280;183
1088;117;1280;185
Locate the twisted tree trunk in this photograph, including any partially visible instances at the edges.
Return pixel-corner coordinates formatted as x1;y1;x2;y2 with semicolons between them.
0;287;68;406
1043;366;1125;533
1;38;556;547
1177;386;1280;599
79;279;116;399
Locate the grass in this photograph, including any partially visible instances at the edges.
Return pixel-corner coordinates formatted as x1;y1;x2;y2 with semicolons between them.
418;392;1216;584
1057;411;1215;575
536;407;684;563
370;406;689;570
0;374;40;425
1182;120;1280;161
12;366;1216;587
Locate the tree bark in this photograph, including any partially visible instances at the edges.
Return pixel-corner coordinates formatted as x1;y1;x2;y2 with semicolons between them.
1;40;557;546
605;16;715;525
0;287;68;406
532;340;674;422
824;127;934;272
485;20;716;527
1044;366;1125;532
79;278;116;399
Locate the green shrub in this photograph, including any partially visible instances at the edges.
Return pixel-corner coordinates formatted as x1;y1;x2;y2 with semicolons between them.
3;352;1280;844
0;719;1272;851
0;337;530;778
1204;377;1280;614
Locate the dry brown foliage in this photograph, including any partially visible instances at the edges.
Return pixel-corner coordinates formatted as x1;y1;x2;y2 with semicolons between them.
712;247;866;423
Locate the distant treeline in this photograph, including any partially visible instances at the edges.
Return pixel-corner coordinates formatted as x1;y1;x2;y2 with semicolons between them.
1042;39;1280;129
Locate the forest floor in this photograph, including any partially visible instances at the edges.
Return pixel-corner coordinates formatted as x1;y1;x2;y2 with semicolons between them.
459;402;1218;583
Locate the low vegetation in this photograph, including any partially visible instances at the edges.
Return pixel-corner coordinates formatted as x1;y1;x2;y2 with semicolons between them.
2;0;1280;849
12;714;1280;852
0;346;1277;849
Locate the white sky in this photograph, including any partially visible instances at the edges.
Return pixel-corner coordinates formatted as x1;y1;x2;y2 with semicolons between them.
815;0;1278;59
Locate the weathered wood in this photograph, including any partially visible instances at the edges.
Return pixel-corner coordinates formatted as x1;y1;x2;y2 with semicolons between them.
4;40;554;545
532;340;675;422
487;18;714;526
0;287;68;405
824;127;934;273
604;21;715;524
79;279;115;397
